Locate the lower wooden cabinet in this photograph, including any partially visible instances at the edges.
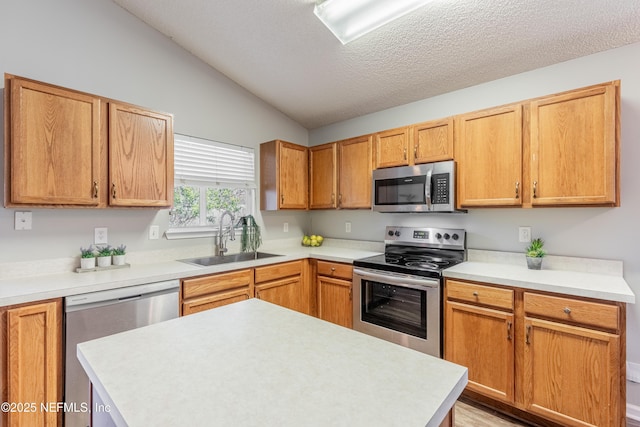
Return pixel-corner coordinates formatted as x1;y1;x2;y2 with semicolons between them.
255;260;311;315
316;260;353;328
1;299;62;427
444;279;625;427
181;269;253;316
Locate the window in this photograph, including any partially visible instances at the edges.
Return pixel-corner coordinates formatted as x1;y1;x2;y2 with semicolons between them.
167;134;256;239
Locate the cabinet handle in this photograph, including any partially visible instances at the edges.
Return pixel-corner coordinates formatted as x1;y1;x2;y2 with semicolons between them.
414;146;418;159
281;194;284;204
338;194;342;208
111;183;117;199
331;193;335;205
533;181;538;198
525;325;532;344
256;291;260;299
403;148;407;160
93;181;99;198
349;288;352;301
507;321;512;341
515;181;520;199
563;307;571;314
473;291;479;297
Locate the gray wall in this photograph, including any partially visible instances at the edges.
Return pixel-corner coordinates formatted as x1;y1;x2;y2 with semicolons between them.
0;0;310;263
309;41;640;407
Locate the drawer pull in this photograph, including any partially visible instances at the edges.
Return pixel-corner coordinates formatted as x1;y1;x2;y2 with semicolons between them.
563;307;571;314
473;291;479;297
331;267;336;272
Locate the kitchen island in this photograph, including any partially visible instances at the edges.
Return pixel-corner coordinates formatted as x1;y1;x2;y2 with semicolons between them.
77;299;467;426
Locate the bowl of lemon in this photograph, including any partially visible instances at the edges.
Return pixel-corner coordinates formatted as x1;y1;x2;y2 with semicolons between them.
302;234;324;247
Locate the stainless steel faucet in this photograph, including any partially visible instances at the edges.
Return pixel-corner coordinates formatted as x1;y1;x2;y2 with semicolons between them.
215;211;235;256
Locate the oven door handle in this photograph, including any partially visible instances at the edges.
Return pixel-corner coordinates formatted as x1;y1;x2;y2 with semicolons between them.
353;268;439;290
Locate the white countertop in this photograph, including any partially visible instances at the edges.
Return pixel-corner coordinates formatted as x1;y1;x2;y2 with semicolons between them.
78;299;468;427
444;254;635;304
0;245;382;307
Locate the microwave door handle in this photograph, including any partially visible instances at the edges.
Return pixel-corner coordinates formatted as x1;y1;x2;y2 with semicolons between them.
425;169;433;210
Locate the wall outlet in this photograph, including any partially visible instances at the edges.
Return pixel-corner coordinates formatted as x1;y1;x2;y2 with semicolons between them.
345;221;352;233
94;227;108;244
518;226;531;243
283;222;289;233
14;211;32;230
149;225;160;240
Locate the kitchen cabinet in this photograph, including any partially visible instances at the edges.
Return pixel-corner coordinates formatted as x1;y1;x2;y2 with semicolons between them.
309;143;338;209
455;104;523;208
1;299;62;427
444;278;626;427
181;269;254;316
374;126;411;169
315;260;353;328
4;74;175;208
530;81;619;207
108;101;174;207
337;135;373;209
373;119;454;169
255;260;311;315
260;140;308;210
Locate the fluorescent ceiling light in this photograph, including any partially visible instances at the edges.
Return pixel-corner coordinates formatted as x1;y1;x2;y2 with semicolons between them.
314;0;431;45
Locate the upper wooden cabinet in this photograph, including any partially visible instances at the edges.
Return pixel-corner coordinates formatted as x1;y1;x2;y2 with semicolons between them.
374;119;454;169
455;104;523;208
5;76;103;207
260;140;308;210
338;135;373;209
4;74;175;208
309;143;338;209
530;81;619;206
109;102;174;207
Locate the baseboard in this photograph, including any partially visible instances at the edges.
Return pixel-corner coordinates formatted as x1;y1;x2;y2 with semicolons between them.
628;403;640;423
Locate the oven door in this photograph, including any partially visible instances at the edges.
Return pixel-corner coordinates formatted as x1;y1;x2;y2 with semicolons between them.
352;267;441;357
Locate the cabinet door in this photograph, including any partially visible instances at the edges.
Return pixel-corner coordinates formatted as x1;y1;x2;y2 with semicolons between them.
338;135;373;209
278;142;308;209
4;300;62;427
530;82;618;206
309;143;337;209
412;118;454;163
256;276;308;314
522;317;620;427
109;102;174;207
8;77;101;206
317;276;352;328
374;127;410;168
456;105;523;207
445;301;515;403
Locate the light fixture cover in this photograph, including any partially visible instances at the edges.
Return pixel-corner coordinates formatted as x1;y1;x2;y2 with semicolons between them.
314;0;431;44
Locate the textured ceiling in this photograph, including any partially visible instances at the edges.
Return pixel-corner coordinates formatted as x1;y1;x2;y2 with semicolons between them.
112;0;640;129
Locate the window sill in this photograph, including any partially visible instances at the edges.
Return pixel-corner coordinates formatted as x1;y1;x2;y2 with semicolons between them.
165;227;242;240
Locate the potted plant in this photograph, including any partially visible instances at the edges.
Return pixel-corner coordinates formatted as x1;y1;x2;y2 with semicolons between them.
112;244;127;266
96;245;113;267
525;238;546;270
80;246;96;269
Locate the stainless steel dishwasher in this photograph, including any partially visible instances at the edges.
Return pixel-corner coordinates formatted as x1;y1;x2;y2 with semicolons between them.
64;280;179;427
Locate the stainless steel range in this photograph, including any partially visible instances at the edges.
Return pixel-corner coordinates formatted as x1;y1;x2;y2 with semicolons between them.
352;226;466;357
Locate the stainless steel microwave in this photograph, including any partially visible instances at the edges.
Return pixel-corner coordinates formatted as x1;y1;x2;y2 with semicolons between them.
372;161;463;213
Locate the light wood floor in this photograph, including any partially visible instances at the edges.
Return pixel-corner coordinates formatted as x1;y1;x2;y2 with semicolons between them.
455;400;532;427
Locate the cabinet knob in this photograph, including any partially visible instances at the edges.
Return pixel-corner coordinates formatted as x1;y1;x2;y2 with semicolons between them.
473;291;479;297
563;307;571;314
330;267;336;272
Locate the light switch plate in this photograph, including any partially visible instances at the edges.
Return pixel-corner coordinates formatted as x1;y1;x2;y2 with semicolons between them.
345;222;352;233
94;227;108;244
15;211;32;230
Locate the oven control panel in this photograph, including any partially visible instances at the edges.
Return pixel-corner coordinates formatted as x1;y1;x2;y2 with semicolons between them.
385;226;465;249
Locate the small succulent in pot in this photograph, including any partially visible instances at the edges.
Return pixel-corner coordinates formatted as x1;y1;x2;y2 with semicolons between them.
525;238;546;270
80;245;96;258
112;244;126;256
96;245;113;267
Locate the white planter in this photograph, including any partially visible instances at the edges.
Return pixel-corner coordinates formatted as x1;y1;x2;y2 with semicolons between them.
80;257;96;269
97;256;112;267
112;254;126;266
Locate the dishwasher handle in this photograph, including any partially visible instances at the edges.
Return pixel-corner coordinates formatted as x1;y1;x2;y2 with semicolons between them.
65;280;179;312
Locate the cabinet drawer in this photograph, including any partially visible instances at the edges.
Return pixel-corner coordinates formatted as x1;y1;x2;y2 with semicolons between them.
182;288;251;316
316;261;353;280
182;269;252;299
255;260;303;283
524;292;619;331
446;280;514;311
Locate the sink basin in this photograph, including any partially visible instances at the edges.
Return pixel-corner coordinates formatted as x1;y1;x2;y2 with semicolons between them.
179;252;282;267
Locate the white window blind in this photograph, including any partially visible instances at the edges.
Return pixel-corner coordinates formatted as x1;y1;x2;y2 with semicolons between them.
174;133;255;188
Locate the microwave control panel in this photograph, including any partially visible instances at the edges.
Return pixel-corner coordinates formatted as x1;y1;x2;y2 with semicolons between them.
432;173;450;204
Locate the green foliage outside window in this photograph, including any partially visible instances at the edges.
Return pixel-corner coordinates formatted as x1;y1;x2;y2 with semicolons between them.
170;185;250;228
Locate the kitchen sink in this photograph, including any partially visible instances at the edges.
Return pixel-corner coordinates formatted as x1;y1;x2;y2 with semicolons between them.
179;252;282;267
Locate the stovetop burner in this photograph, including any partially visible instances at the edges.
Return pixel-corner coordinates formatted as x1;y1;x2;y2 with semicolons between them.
353;226;466;278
